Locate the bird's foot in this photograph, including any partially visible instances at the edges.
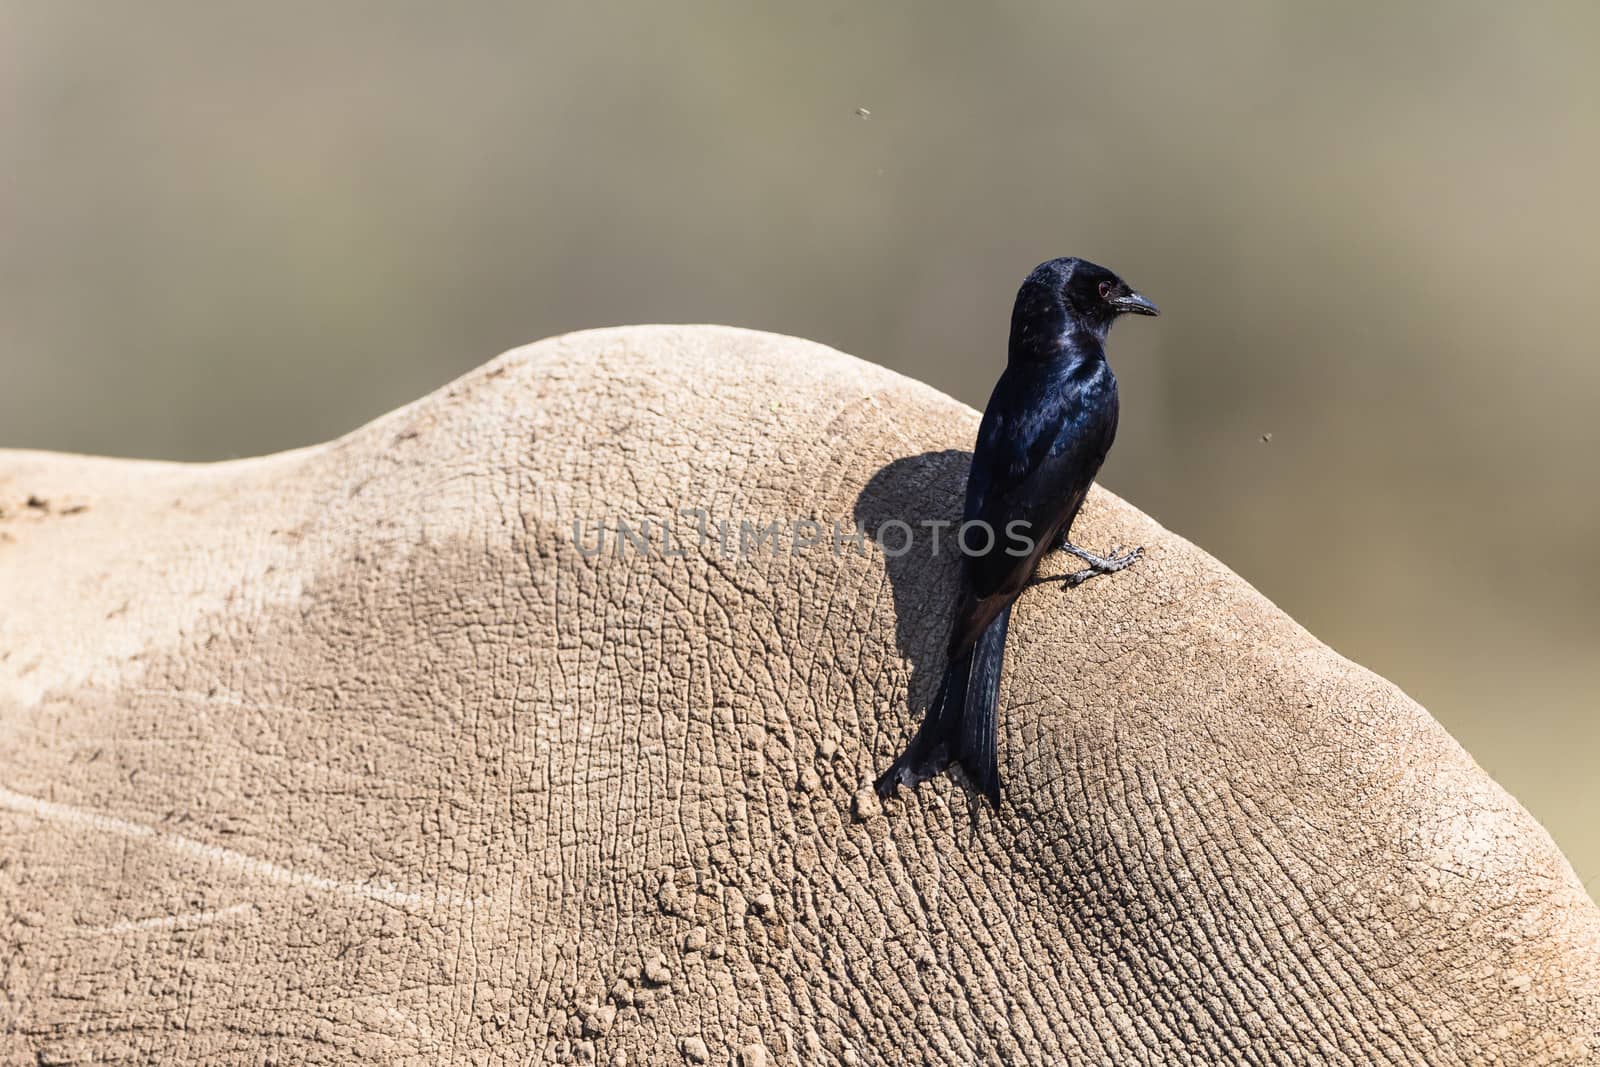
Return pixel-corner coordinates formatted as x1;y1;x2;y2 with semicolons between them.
1047;543;1143;589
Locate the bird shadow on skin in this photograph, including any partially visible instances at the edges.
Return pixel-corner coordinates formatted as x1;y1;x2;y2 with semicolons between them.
853;449;994;810
853;450;971;709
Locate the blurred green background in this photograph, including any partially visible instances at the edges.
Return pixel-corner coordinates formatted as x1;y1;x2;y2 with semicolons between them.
3;2;1596;889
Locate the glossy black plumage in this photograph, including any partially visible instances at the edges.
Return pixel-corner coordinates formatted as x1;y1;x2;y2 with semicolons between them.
875;257;1158;806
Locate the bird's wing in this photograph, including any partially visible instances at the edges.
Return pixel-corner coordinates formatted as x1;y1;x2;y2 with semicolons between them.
963;441;1100;594
957;373;1117;619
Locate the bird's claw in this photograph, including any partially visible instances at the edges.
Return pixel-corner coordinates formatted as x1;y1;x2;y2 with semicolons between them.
1063;567;1097;588
1055;544;1143;591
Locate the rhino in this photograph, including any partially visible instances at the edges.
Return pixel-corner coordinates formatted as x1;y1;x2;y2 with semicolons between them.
2;325;1596;1064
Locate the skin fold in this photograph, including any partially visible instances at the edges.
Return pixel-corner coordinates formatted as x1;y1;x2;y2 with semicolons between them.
1;325;1597;1065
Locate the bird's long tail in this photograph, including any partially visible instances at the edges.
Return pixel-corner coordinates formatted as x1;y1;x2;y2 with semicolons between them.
875;605;1012;806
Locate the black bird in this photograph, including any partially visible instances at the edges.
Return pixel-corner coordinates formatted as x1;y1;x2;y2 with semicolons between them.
875;257;1158;806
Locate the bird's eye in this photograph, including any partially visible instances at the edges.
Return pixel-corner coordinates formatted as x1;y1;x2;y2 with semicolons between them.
1097;281;1114;300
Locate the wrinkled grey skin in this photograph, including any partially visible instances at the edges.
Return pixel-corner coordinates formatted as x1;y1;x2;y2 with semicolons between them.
2;326;1597;1065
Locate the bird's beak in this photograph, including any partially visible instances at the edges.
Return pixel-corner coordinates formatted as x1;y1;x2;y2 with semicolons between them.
1110;289;1160;317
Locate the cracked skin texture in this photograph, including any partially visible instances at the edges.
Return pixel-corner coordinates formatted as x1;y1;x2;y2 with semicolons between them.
1;325;1597;1065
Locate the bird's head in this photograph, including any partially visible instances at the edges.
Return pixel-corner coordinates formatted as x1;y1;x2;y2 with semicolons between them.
1010;257;1158;359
